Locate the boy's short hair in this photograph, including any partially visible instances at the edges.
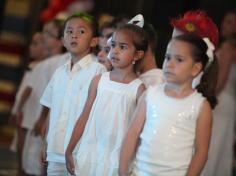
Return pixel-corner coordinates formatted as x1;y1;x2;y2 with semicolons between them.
63;12;99;37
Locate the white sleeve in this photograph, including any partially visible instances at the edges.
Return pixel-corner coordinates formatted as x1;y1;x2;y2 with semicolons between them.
39;71;56;108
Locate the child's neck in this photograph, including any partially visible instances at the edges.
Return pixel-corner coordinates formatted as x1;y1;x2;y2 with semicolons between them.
111;67;137;84
70;52;90;69
165;82;194;99
140;54;157;74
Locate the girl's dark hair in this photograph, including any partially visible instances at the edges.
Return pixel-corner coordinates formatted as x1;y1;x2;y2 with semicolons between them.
63;12;99;37
143;22;158;54
115;24;149;72
174;34;218;109
116;24;148;52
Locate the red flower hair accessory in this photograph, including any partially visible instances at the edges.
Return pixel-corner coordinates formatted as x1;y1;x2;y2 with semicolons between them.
171;10;219;46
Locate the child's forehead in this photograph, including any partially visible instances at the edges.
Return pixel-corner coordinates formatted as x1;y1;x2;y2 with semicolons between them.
167;39;192;54
112;29;132;42
66;17;92;28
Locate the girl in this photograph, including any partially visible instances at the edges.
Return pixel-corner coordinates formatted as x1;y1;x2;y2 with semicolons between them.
119;34;218;176
65;24;148;175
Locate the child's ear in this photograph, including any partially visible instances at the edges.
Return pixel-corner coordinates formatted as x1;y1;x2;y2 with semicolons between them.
134;50;145;61
192;62;203;77
90;37;99;48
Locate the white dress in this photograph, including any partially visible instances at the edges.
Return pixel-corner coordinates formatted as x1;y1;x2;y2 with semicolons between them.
132;84;205;176
202;63;236;176
75;72;143;176
139;68;164;87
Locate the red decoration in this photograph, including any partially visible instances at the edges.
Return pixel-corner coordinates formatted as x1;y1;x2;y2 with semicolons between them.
171;10;219;46
40;0;77;23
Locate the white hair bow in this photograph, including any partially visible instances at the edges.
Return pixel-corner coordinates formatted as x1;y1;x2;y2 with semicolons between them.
128;14;144;28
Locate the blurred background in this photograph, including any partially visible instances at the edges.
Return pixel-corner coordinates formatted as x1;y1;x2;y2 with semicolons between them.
0;0;235;175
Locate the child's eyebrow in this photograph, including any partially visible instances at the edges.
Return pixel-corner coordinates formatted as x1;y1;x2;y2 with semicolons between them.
119;42;128;46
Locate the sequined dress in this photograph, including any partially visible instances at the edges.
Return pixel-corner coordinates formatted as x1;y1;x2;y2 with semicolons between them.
132;84;205;176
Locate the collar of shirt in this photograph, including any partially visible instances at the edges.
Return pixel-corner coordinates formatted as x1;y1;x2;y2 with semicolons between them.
65;54;94;73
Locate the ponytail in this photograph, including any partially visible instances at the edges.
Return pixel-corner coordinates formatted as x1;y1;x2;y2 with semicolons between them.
196;57;218;109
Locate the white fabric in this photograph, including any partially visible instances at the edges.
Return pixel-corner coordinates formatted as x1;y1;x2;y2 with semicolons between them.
22;130;43;175
139;69;164;87
11;71;32;114
47;161;68;176
133;84;205;176
21;53;69;129
74;72;142;176
202;63;236;176
40;54;106;163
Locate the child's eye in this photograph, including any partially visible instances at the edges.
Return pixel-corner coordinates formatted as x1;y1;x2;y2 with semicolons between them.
120;45;127;50
78;29;85;34
104;47;110;54
66;30;73;34
164;54;171;61
110;42;115;48
176;57;183;63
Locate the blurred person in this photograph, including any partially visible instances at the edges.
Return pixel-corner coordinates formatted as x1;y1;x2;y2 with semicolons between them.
18;18;67;176
202;34;236;176
8;32;46;176
136;22;164;87
221;9;236;40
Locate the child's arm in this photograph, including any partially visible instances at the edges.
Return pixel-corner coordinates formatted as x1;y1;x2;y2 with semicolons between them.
186;100;212;176
16;86;32;126
65;74;101;174
119;92;147;176
32;106;49;137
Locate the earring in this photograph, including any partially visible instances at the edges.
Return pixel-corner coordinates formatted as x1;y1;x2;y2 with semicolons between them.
132;60;136;65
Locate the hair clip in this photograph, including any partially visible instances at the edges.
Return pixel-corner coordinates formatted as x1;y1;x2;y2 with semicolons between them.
128;14;144;28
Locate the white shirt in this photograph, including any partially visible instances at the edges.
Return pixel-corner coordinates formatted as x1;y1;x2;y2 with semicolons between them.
40;54;106;163
21;53;69;129
139;69;164;87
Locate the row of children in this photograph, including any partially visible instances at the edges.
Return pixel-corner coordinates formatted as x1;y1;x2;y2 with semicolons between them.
9;9;236;176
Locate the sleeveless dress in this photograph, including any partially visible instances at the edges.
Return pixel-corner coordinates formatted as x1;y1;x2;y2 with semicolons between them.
75;72;143;176
132;84;205;176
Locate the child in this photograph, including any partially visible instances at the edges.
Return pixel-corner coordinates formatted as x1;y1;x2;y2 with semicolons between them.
65;23;147;175
119;34;218;176
171;10;219;88
97;20;117;70
42;18;66;57
8;32;45;176
39;12;106;175
97;38;113;70
136;22;163;87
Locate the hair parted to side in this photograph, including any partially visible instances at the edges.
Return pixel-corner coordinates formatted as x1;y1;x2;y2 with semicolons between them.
174;34;218;109
63;12;99;37
116;24;148;52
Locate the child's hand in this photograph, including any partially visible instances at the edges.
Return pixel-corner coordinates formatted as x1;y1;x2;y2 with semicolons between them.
16;111;23;127
32;118;45;136
66;151;75;175
40;142;47;166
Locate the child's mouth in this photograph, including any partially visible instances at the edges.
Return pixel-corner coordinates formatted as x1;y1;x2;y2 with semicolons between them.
71;42;78;47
